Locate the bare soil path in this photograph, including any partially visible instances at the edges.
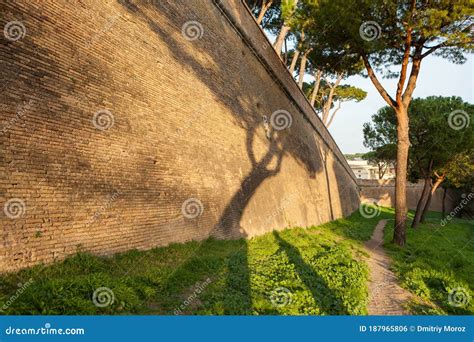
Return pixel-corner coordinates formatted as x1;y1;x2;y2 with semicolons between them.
365;219;412;315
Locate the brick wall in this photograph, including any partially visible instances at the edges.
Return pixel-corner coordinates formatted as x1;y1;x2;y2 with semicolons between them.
0;0;360;272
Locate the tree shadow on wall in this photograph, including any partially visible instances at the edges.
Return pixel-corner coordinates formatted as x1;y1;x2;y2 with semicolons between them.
217;127;283;314
1;0;345;313
161;127;287;314
116;0;331;314
115;0;325;192
212;126;285;238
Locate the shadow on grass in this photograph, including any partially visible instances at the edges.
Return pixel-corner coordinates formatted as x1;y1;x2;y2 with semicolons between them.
223;243;252;314
273;231;347;314
154;238;252;315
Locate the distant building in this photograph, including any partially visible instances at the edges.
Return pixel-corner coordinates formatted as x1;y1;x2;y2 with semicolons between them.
347;158;395;180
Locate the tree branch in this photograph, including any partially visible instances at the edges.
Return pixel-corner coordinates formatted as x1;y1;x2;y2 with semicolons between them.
396;0;416;105
322;73;342;124
362;54;397;108
310;69;322;107
431;172;446;195
289;49;300;75
326;101;342;128
420;15;473;59
421;42;445;59
402;45;423;107
256;0;273;25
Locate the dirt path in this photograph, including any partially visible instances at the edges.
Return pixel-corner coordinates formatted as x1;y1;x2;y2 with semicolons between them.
365;219;412;315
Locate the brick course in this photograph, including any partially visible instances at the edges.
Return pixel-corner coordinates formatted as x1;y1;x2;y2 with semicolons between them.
0;0;359;272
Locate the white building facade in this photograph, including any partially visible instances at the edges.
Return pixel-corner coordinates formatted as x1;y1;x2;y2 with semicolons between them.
347;159;395;180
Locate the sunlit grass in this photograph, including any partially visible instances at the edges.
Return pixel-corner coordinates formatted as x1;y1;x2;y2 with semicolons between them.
384;213;474;315
4;207;470;315
0;209;392;315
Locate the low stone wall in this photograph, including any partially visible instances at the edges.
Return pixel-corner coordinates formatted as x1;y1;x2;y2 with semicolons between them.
359;179;458;213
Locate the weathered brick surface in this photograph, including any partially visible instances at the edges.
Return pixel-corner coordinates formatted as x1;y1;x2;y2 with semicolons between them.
0;0;359;272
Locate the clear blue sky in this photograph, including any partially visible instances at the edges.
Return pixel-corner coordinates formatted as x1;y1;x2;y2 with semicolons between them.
329;55;474;154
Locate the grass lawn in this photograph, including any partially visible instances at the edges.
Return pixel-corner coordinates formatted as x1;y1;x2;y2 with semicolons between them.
0;209;393;315
384;212;474;315
1;207;472;315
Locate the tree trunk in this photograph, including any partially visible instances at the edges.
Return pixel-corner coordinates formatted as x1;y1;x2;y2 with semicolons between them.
421;174;445;223
322;74;342;125
325;102;342;128
360;27;421;246
289;49;300;75
412;159;433;228
442;187;447;218
393;107;409;246
310;70;322;107
412;177;431;228
298;52;308;89
378;163;388;179
256;0;272;25
273;25;290;58
420;191;432;223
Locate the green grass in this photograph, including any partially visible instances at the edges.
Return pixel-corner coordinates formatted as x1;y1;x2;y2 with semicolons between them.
0;208;393;315
384;212;474;315
4;207;470;316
